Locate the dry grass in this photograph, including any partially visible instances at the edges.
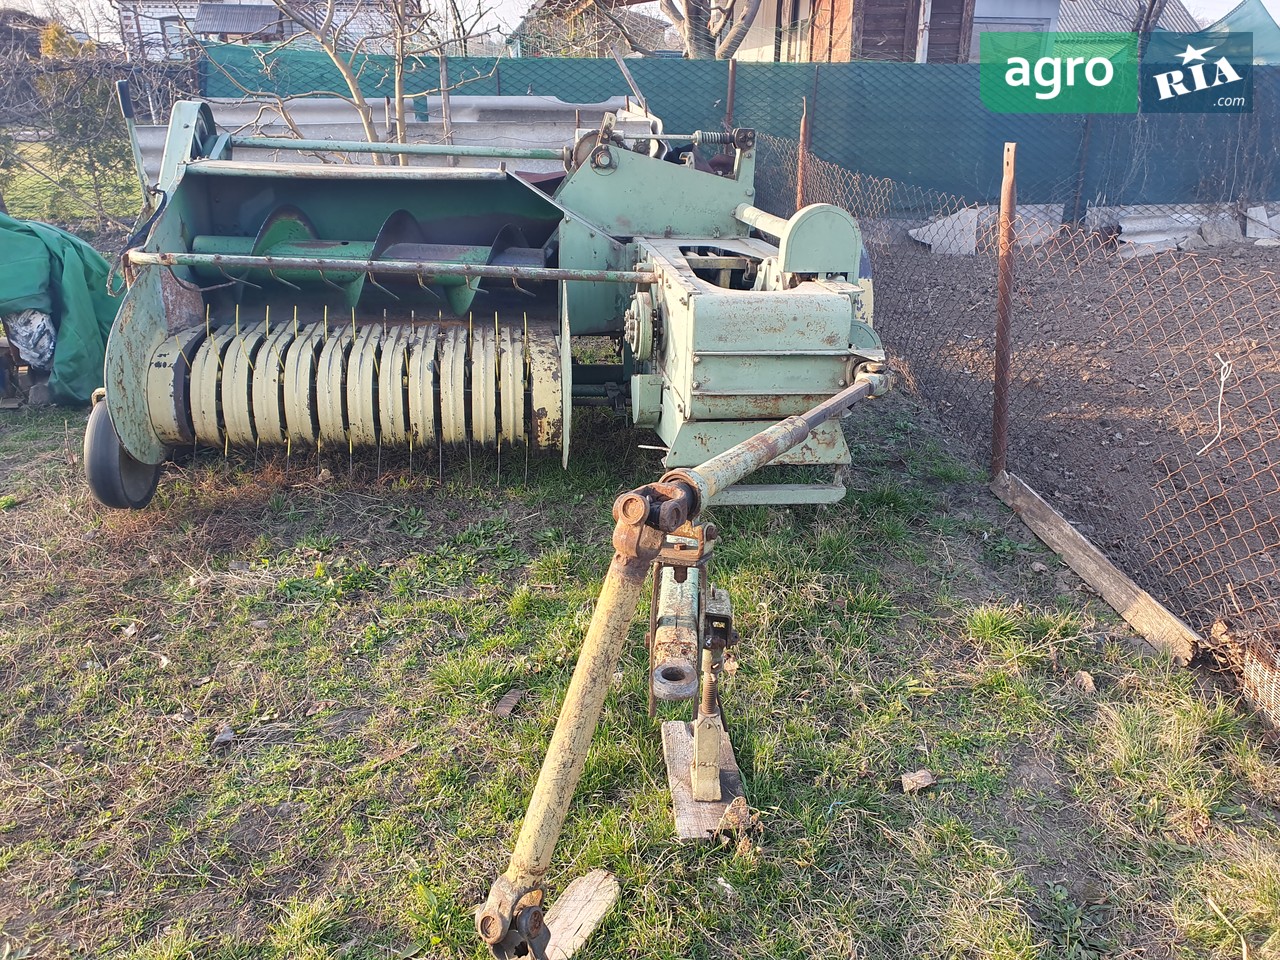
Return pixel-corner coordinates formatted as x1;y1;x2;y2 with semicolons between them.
1;395;1279;959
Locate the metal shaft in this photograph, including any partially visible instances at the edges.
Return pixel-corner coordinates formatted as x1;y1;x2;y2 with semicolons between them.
503;552;650;887
126;251;658;286
665;373;883;509
699;646;719;715
229;135;568;161
478;373;887;956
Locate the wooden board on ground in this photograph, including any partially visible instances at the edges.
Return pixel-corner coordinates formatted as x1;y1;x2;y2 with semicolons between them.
991;470;1198;665
660;720;746;840
544;869;620;960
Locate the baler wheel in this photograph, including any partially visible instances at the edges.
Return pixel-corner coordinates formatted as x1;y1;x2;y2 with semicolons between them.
84;401;162;510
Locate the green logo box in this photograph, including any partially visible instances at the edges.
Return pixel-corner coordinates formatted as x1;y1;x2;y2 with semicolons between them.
981;32;1139;114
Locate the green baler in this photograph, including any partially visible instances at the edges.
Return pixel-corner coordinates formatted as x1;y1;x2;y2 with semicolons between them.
88;99;883;509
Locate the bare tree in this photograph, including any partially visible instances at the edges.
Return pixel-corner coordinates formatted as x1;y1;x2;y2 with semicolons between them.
516;4;669;58
589;0;761;58
187;0;498;163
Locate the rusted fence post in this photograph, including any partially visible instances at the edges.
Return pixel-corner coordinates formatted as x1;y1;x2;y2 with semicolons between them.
796;97;811;211
725;58;737;132
991;142;1016;478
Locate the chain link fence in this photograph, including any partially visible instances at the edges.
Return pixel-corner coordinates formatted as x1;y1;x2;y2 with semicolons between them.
758;130;1280;725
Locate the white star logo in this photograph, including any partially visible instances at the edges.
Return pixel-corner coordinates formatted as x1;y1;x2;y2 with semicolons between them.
1178;43;1215;64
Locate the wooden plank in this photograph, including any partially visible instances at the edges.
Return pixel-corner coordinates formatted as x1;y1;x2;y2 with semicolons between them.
544;869;620;960
903;0;921;59
830;0;854;59
957;0;977;62
991;470;1198;665
661;721;746;840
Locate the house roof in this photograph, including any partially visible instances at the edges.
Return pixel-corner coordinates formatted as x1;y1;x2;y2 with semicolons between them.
0;7;47;56
191;3;287;35
1057;0;1203;33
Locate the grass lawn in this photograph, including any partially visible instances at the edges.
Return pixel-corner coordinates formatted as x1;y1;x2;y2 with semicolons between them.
2;141;141;236
1;394;1278;959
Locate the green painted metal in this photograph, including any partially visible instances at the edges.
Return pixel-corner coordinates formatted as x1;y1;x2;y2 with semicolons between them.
104;268;203;465
554;144;756;240
99;96;889;508
630;373;663;428
660;418;851;468
230;136;568;161
156;100;217;194
557;220;629;336
735;202;866;277
708;483;848;506
190;161;510;181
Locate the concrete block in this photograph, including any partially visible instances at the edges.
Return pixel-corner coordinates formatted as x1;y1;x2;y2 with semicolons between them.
907;208;979;255
1256;238;1280;247
1118;238;1178;259
1200;216;1244;246
1016;203;1065;247
1118;214;1194;243
1245;206;1278;239
1086;202;1230;233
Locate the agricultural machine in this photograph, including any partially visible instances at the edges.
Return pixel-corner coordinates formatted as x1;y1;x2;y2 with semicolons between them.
92;85;889;957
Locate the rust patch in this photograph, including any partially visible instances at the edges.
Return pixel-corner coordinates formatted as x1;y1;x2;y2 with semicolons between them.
159;270;206;334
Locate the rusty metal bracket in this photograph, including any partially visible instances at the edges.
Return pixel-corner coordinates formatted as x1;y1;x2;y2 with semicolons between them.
691;586;738;801
645;522;718;716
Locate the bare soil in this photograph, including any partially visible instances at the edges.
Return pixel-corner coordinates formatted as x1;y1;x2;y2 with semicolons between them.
873;236;1280;638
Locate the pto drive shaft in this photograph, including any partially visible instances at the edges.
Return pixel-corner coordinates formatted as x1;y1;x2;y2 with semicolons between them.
476;366;890;959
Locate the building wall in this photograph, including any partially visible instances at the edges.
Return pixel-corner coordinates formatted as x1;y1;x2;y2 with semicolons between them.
735;0;784;61
735;0;981;63
119;0;200;61
117;0;392;61
969;0;1059;60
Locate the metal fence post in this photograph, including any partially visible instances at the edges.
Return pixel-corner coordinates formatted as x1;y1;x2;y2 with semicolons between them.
796;97;810;211
725;58;736;132
991;141;1016;478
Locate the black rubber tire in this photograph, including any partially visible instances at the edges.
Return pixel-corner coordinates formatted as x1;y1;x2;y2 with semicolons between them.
84;401;162;510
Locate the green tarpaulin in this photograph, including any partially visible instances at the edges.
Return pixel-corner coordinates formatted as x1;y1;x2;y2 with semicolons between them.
0;213;122;404
1207;0;1280;64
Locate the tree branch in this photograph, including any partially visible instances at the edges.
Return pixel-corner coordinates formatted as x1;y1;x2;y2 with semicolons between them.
658;0;686;26
714;0;760;57
590;1;660;56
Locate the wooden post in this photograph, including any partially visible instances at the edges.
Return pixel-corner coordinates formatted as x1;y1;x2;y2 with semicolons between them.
796;97;810;212
991;142;1016;477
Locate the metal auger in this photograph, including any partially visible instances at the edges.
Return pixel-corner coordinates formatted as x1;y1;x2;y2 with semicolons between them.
475;365;890;959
